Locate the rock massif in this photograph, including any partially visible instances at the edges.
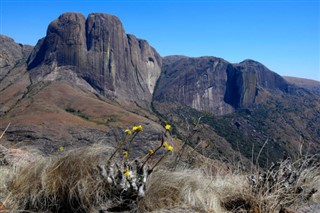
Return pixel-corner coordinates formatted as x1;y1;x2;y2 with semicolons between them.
153;56;320;166
154;56;289;115
28;13;162;106
0;12;319;168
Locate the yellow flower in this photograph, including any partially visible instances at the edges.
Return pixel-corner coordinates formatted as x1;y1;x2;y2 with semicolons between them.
163;141;169;148
132;125;143;132
167;145;173;152
149;149;154;155
165;124;171;130
122;151;129;158
124;129;132;135
59;146;64;151
124;169;130;178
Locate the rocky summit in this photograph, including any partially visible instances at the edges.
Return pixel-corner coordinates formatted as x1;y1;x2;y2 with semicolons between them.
154;56;289;115
27;12;162;107
0;12;320;166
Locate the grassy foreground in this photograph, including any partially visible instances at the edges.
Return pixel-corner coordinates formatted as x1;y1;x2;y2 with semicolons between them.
0;125;320;212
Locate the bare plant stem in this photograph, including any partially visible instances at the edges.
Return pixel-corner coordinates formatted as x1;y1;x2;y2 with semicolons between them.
0;123;11;140
109;132;138;162
256;138;269;167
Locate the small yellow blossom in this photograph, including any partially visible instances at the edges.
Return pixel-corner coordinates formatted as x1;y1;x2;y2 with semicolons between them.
132;125;143;132
59;146;64;151
165;124;171;130
149;149;154;155
122;151;129;158
124;129;132;135
167;145;173;152
124;169;130;178
163;141;169;148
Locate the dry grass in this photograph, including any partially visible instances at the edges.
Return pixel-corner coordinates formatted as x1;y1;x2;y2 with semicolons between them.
4;144;114;212
137;166;251;213
2;144;249;213
1;142;320;213
243;156;320;213
0;140;40;205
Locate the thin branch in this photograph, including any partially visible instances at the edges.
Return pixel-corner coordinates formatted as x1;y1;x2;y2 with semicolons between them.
0;122;11;140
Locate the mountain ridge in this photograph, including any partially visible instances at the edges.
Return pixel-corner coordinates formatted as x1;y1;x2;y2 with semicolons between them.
1;12;320;167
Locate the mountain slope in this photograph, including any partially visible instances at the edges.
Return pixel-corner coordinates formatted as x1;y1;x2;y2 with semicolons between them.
0;13;164;155
284;76;320;92
1;57;162;154
153;56;320;167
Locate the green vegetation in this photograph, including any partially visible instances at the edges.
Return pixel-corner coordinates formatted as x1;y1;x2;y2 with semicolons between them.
65;107;119;126
65;107;89;120
153;95;320;170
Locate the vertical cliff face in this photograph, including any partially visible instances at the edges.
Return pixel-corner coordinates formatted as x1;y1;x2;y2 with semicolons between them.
27;12;162;106
154;56;290;115
236;59;288;91
232;60;288;107
154;56;235;115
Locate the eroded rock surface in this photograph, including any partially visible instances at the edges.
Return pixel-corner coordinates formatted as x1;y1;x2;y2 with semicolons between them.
28;13;162;107
154;56;289;115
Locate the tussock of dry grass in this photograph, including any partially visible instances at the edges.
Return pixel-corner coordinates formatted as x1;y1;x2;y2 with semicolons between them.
138;157;320;213
254;157;320;212
4;144;114;212
138;167;250;213
0;144;41;204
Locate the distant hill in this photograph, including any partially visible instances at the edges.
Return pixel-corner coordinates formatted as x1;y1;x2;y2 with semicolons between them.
284;76;320;92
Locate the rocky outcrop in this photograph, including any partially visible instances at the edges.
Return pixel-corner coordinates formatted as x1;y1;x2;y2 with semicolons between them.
0;35;32;80
154;56;289;115
226;59;288;108
27;12;162;106
154;56;234;115
0;35;23;74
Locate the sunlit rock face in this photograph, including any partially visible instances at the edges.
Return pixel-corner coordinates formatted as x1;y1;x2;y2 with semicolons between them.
27;12;162;107
154;56;288;115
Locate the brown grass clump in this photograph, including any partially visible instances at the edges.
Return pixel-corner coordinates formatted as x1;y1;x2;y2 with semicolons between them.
210;173;257;213
0;146;40;205
140;155;320;213
138;167;248;213
5;144;114;212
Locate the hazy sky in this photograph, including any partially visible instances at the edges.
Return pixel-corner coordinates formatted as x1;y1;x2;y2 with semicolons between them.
1;0;319;81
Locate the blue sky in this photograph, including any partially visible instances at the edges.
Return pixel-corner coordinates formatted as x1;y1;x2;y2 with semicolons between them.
1;0;319;81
